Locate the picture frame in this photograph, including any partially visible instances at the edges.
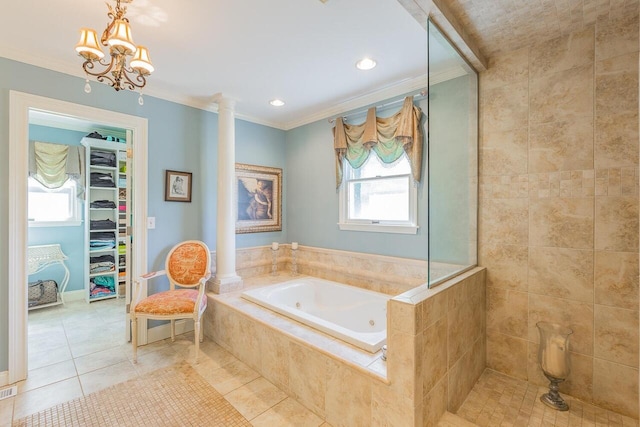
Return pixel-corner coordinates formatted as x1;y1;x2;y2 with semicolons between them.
235;163;282;234
164;170;192;202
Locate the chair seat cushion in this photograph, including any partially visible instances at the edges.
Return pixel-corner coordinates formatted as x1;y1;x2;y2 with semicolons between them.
134;289;206;315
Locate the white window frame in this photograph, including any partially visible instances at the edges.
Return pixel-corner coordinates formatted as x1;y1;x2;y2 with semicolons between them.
27;177;82;227
338;156;418;234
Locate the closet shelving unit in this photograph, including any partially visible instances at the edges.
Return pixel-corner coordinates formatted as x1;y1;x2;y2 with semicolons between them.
82;136;128;302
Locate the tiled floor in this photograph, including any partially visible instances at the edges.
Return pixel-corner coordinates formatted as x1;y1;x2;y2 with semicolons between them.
456;369;639;427
0;298;331;427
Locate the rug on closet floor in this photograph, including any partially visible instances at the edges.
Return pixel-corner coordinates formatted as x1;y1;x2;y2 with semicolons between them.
13;362;251;427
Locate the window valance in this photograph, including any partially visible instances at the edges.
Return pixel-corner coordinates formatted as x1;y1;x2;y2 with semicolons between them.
333;96;423;188
29;141;85;195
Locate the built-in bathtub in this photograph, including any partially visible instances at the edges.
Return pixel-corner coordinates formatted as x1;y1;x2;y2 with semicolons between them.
241;277;389;352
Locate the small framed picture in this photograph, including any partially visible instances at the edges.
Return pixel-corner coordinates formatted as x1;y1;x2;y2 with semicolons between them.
165;170;192;202
235;163;282;233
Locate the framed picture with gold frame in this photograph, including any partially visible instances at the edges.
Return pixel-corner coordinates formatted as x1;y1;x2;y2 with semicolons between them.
235;163;282;233
165;170;192;202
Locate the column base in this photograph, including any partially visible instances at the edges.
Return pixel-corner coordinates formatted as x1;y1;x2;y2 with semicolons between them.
211;275;243;294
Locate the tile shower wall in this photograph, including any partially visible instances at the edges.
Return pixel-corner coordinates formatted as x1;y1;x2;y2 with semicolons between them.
479;15;639;417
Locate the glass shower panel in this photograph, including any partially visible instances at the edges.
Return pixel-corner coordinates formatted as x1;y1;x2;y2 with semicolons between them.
427;20;478;287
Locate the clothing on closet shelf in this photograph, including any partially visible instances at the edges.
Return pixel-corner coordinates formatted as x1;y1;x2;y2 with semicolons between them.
90;200;117;209
90;275;115;297
90;150;117;167
90;219;117;230
90;172;116;187
89;254;116;273
90;232;116;250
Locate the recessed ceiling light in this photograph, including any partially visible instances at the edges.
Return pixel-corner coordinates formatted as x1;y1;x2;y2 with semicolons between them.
269;99;285;107
356;57;376;70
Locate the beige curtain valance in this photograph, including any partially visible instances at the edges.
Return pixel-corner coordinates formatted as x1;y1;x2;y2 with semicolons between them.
29;141;85;195
333;96;423;188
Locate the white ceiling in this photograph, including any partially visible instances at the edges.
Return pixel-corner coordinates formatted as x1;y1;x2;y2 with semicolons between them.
0;0;466;130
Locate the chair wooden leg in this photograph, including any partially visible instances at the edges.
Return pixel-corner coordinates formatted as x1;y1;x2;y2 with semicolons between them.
132;316;138;363
194;320;201;363
199;316;204;343
170;319;175;342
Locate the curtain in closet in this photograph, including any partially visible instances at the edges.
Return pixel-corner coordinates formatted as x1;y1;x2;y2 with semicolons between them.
332;96;424;188
29;141;85;195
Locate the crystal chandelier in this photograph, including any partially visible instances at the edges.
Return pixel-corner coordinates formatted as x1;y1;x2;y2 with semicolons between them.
75;0;154;103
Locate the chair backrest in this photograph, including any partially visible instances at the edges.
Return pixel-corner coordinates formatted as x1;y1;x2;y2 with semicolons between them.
165;240;211;288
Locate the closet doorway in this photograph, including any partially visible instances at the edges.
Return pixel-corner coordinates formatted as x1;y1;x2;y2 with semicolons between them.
8;91;149;384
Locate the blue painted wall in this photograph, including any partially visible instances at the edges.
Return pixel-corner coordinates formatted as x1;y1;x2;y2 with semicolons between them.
27;125;86;292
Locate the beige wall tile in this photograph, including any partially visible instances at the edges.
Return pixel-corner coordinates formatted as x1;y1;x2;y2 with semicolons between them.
423;376;447;427
595;196;639;252
528;247;594;303
527;342;594;403
481;47;529;91
596;53;639;116
487;331;528;379
448;336;485;412
387;330;420;401
325;361;371;427
528;294;594;356
420;289;448;330
529;27;594;79
487;288;528;338
371;381;418;427
482;81;529;131
288;342;327;418
388;300;418;335
529;119;594;173
594;250;639;310
529;197;594;249
595;13;639;62
232;315;262;371
259;327;290;393
594;304;639;367
595;111;639;169
529;64;593;124
422;318;447;395
480;128;528;175
479;244;528;291
448;298;484;368
593;358;639;418
479;198;529;246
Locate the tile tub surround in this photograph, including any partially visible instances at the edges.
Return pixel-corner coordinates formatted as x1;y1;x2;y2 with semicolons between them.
204;267;486;427
210;244;468;295
479;16;639;418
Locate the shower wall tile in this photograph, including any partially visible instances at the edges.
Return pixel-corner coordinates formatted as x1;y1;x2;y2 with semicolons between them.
448;335;485;412
528;170;595;199
528;247;594;303
420;290;447;330
594;305;639;367
448;294;484;368
529;64;593;124
371;381;420;427
529;197;594;249
527;343;594;403
595;167;639;196
486;331;528;379
479;198;529;245
422;377;447;427
388;300;419;335
594;250;639;310
528;294;594;356
325;361;372;427
480;127;528;175
528;118;594;173
595;196;639;252
595;52;639;117
479;244;528;291
592;358;639;417
595;13;639;61
479;174;529;199
482;81;529;131
387;330;421;401
486;287;528;338
528;27;594;79
595;111;639;169
480;47;528;91
421;318;447;395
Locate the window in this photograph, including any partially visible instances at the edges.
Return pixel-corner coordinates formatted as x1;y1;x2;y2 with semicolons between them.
338;153;418;234
28;177;82;226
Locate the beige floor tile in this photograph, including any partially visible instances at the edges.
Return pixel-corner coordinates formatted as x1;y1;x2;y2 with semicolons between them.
74;345;129;375
0;396;14;427
133;346;183;376
79;360;138;395
69;334;125;358
225;377;288;420
19;359;77;393
27;342;73;370
13;377;83;420
250;397;324;427
202;358;261;395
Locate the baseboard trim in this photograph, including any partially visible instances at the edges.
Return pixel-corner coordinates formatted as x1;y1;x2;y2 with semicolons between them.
146;320;194;344
0;371;8;387
63;290;85;302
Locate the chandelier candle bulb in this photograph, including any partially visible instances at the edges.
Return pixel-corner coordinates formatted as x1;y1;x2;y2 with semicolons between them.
272;242;279;251
291;242;298;250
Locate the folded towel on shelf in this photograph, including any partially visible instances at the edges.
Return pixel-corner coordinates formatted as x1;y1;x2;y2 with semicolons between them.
90;150;116;167
90;200;117;209
90;172;116;187
90;219;117;230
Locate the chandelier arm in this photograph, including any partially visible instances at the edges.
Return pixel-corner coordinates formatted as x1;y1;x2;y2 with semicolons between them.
121;66;147;91
82;57;116;79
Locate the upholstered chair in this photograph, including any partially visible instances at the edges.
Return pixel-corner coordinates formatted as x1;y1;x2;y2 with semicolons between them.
131;240;211;363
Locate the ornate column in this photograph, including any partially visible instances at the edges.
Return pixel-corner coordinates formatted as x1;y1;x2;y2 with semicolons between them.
212;94;243;293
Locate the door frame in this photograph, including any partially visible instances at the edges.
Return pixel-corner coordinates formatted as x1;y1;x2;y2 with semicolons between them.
8;91;149;383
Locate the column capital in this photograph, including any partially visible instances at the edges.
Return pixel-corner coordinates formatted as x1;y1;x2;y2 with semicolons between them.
212;93;236;111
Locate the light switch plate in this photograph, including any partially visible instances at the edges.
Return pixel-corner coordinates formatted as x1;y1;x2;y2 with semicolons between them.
147;217;155;229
